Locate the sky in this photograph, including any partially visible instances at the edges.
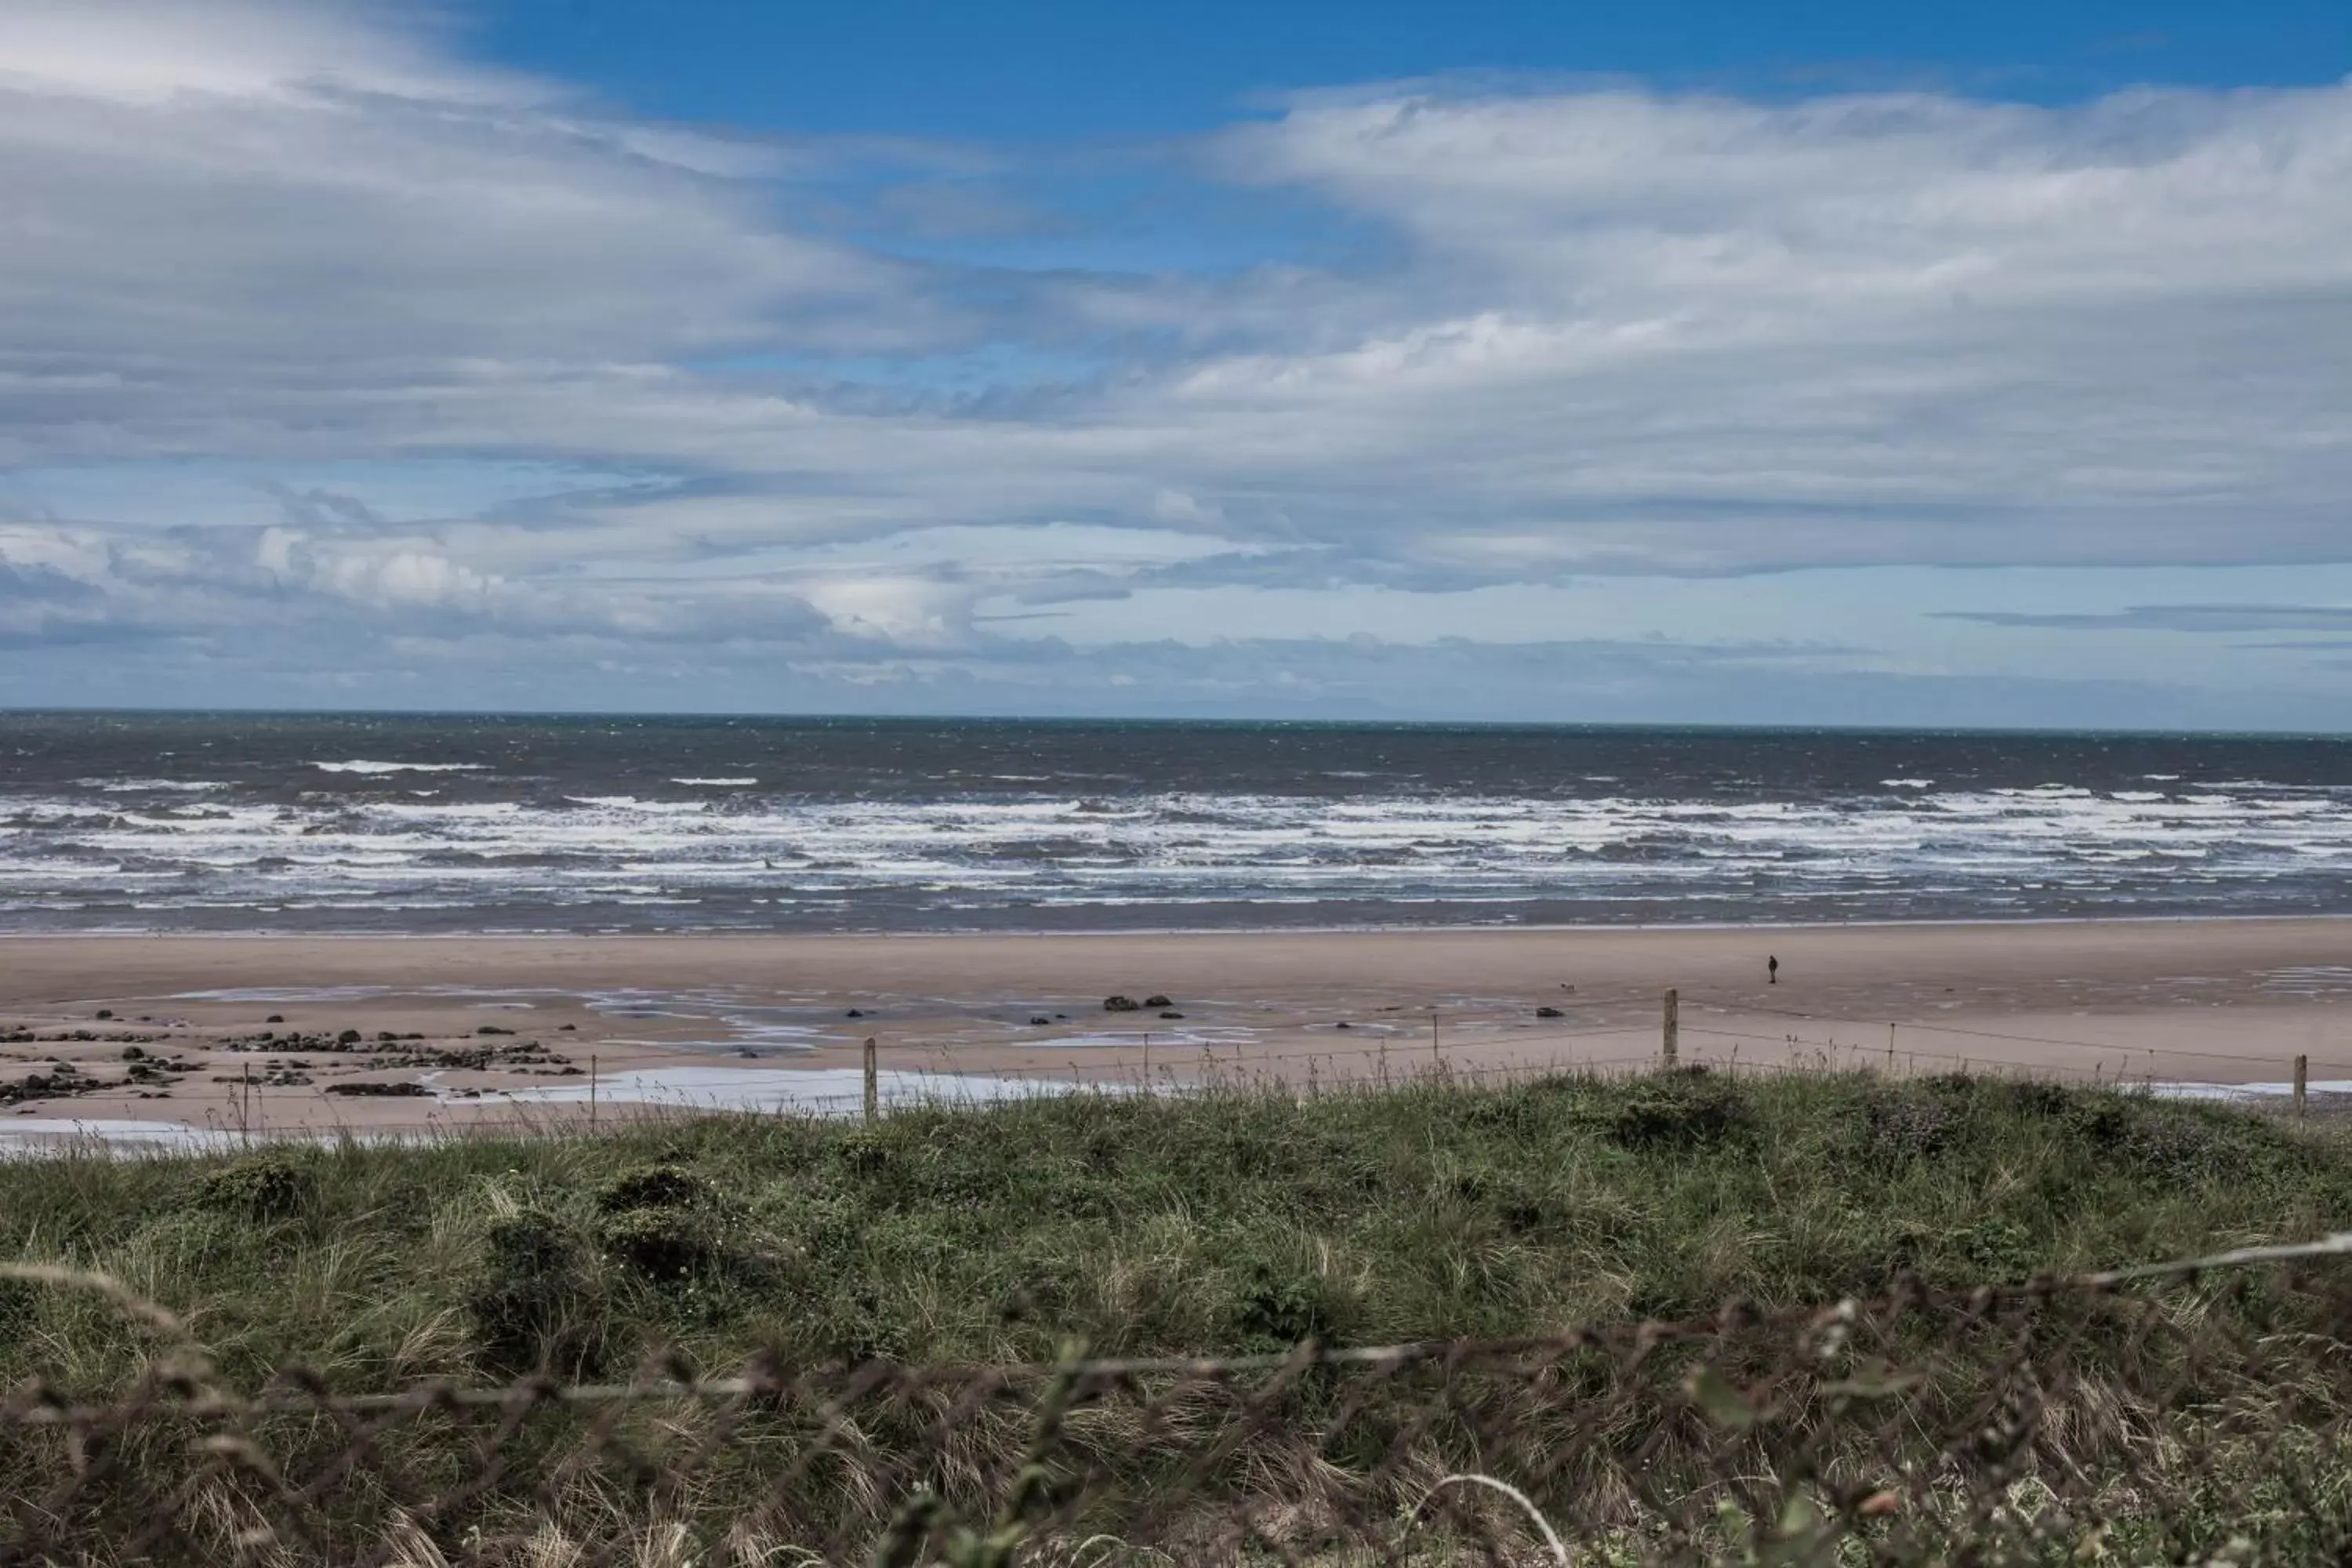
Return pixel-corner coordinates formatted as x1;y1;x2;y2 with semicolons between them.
2;1;2350;728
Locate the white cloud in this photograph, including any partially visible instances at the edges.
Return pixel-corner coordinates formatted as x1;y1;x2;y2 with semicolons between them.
312;546;496;609
0;0;514;104
471;78;2352;582
1166;84;2352;564
2;3;2350;720
0;0;924;470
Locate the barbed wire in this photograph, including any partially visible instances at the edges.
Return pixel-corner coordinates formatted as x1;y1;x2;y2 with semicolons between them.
8;1231;2352;1564
1682;992;2352;1073
13;1232;2347;1421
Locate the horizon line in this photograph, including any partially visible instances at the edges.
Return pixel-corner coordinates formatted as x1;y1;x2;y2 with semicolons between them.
4;705;2349;742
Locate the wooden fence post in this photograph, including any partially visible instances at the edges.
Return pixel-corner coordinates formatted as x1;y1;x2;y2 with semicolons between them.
1662;989;1679;1069
2296;1054;2308;1119
864;1036;879;1123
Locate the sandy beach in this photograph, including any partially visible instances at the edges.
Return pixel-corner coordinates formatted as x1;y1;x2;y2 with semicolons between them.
1;919;2347;1146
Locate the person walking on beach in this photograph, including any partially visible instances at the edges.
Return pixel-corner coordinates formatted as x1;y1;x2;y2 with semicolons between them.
1768;954;1779;985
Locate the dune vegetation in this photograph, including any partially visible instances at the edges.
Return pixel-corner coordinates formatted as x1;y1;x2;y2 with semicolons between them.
5;1069;2352;1563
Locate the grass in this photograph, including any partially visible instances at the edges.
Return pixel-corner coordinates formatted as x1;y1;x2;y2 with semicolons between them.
4;1067;2352;1563
5;1067;2348;1385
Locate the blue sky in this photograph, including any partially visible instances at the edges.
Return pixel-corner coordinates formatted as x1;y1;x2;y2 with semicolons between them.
2;0;2350;726
474;1;2352;135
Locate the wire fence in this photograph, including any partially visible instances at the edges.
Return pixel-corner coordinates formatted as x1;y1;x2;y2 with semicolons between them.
1676;993;2352;1080
5;988;2329;1155
9;1235;2352;1565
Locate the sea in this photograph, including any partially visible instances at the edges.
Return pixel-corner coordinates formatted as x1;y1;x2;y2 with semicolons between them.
2;711;2349;935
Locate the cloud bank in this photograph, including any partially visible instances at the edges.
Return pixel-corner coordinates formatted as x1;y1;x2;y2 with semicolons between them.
2;2;2349;720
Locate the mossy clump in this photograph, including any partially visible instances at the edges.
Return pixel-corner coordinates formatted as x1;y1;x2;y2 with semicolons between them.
466;1208;606;1376
593;1162;746;1283
191;1152;318;1221
595;1163;715;1214
1607;1070;1748;1152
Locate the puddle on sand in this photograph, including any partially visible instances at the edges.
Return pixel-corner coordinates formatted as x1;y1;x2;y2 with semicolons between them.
463;1065;1097;1116
0;1118;248;1155
584;988;844;1053
167;984;843;1054
1045;1027;1262;1050
2261;966;2352;997
2151;1079;2352;1100
173;986;394;1004
162;983;1272;1059
0;1067;1112;1153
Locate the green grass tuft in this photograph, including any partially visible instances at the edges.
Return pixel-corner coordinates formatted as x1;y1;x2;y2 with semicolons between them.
5;1068;2352;1562
0;1069;2345;1392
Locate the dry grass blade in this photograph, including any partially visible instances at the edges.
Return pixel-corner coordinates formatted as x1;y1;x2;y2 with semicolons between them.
1418;1474;1573;1566
0;1263;208;1367
5;1071;2352;1565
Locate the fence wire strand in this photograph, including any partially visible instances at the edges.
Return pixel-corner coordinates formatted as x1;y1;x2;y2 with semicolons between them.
9;1233;2352;1566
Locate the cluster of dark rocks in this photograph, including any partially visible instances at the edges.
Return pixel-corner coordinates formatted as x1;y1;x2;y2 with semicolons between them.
17;1029;171;1045
1103;993;1178;1014
1;1062;94;1106
212;1063;317;1088
207;1022;580;1096
367;1038;575;1073
121;1045;203;1079
2;1047;201;1106
2;1009;608;1112
218;1029;425;1053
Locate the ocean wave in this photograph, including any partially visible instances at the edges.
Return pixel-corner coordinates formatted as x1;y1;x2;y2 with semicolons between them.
73;778;230;793
2;811;132;831
8;768;2352;927
564;796;709;813
311;760;488;775
671;777;758;787
409;848;604;868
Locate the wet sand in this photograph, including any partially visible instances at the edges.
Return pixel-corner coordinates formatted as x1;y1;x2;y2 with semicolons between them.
2;920;2349;1147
